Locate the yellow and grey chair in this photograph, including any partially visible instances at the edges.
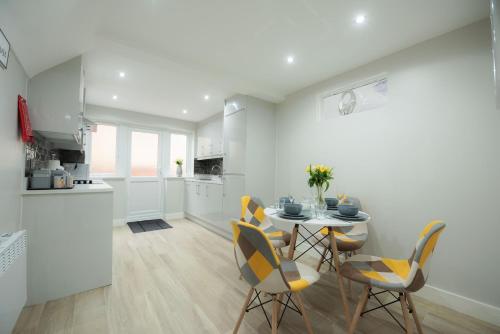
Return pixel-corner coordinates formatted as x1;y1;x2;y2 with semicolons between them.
231;221;320;334
241;195;291;255
340;221;446;334
316;197;368;272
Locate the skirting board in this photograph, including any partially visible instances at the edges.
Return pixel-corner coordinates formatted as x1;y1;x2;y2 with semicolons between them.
113;218;126;226
184;213;232;240
164;212;185;220
416;284;500;327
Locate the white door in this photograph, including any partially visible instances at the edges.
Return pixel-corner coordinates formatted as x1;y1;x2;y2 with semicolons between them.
127;130;163;222
223;109;246;174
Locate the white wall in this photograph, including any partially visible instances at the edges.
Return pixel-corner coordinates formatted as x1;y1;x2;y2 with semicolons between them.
0;52;28;234
275;20;500;321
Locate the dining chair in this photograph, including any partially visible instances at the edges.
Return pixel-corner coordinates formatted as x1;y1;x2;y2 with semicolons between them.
316;197;368;272
241;195;291;255
340;221;446;334
231;221;320;334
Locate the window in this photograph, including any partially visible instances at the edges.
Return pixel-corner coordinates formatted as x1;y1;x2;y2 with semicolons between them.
169;133;187;175
130;131;159;177
90;124;117;175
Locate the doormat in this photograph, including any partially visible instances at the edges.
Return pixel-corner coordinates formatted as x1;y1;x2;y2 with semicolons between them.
127;219;173;234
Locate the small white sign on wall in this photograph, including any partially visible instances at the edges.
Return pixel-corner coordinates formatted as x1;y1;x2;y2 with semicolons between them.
317;75;388;121
0;28;10;69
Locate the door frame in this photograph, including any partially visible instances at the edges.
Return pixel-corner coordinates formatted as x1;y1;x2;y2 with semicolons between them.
126;127;164;222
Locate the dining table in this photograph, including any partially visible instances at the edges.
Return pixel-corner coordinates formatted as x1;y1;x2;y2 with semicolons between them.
264;207;371;329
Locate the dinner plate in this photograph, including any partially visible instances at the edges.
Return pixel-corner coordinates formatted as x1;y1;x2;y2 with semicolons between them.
330;211;369;221
278;213;310;220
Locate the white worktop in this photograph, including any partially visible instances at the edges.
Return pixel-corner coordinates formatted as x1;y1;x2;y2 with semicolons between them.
184;177;223;185
22;183;113;196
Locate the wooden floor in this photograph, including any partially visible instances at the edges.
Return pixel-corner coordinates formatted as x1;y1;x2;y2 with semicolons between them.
13;219;500;334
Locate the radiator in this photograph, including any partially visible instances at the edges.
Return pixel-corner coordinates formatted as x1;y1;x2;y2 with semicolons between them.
0;230;27;334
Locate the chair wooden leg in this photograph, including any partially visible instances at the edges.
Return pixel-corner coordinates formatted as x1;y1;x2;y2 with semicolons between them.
406;293;424;334
348;285;369;334
399;292;413;334
293;292;314;334
233;288;254;334
329;229;352;327
272;294;279;334
316;248;328;272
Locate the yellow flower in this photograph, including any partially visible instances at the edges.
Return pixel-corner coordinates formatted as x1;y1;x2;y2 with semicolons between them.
320;166;326;173
305;165;311;173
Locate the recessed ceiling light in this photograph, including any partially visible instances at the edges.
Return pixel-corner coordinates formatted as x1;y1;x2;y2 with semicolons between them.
182;109;188;114
112;95;118;100
119;71;125;78
286;55;295;64
355;14;366;24
204;94;210;100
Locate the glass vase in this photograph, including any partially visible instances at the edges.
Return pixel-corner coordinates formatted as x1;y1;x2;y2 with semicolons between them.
313;184;327;218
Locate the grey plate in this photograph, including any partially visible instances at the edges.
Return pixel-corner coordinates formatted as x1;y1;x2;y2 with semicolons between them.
278;213;310;220
330;211;369;221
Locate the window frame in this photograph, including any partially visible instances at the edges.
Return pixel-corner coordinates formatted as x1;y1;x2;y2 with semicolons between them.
87;122;119;178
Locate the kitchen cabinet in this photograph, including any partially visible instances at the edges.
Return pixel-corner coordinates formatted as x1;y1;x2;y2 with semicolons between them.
223;109;246;174
184;180;223;221
28;56;86;147
222;94;276;206
196;113;223;159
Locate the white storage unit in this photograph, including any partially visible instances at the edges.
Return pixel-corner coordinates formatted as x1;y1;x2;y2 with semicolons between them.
28;56;86;148
222;95;276;219
195;113;223;159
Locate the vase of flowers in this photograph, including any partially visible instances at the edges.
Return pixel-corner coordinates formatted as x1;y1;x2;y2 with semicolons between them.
306;164;333;216
176;159;183;177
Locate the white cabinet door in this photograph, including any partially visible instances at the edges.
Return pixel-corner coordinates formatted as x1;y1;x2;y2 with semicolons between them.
223;109;246;174
206;183;223;214
184;182;193;214
222;175;245;221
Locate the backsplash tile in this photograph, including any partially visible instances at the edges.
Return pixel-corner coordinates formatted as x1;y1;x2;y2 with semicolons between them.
194;158;223;175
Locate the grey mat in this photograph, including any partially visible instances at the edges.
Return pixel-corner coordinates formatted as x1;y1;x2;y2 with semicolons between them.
127;219;172;233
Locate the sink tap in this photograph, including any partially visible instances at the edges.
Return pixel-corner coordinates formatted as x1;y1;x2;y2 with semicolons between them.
211;165;222;176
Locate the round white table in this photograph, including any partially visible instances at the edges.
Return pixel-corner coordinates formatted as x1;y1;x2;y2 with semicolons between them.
264;207;371;329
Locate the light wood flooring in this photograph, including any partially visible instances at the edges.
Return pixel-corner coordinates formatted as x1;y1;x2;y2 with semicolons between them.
13;219;500;334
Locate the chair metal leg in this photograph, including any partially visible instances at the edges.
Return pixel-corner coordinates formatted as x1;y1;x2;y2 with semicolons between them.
316;247;328;272
348;285;370;334
277;248;284;256
406;293;424;334
293;292;314;334
233;288;254;334
399;292;413;334
272;295;279;334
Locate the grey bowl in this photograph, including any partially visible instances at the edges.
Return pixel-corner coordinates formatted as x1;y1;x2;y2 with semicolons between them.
284;203;303;215
338;204;359;217
280;197;292;204
325;197;339;207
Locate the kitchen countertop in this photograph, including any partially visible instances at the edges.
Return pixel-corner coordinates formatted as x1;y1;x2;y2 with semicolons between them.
184;177;223;185
21;182;113;196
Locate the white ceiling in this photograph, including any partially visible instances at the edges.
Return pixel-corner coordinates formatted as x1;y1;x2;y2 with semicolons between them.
0;0;489;122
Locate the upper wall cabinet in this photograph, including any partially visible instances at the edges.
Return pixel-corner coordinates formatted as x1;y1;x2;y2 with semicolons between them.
28;56;85;145
224;95;247;116
196;113;223;159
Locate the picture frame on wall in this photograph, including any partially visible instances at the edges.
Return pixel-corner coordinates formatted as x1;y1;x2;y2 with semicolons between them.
0;28;11;70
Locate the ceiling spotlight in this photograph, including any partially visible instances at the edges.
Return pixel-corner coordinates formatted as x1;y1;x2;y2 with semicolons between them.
182;109;188;114
286;55;295;64
112;95;118;100
204;95;210;100
119;71;125;78
355;14;366;24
